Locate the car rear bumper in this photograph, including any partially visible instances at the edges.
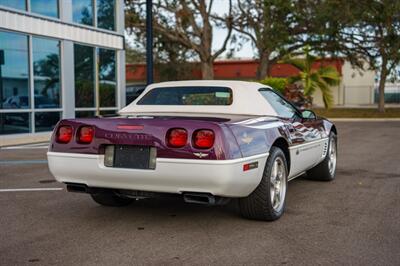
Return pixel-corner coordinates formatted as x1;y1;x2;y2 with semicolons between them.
47;152;268;197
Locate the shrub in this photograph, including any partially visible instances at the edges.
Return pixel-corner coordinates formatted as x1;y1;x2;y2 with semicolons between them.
259;77;288;94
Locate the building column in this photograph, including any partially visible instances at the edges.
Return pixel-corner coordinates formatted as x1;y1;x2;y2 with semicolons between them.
60;0;75;118
61;41;75;119
116;0;126;109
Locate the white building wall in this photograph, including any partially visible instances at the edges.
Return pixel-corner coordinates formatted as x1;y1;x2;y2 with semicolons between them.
0;9;124;50
313;61;376;107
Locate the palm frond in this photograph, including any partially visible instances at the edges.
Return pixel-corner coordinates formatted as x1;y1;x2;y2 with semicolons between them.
317;66;341;87
280;57;306;71
314;78;334;108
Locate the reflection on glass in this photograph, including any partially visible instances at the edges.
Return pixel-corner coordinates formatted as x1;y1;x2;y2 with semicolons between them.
97;0;115;31
75;111;95;118
35;112;60;132
31;0;59;18
259;89;297;118
100;110;117;116
74;44;95;107
99;48;116;107
0;0;26;10
0;31;29;110
126;84;146;105
73;0;93;26
33;37;60;109
0;113;30;134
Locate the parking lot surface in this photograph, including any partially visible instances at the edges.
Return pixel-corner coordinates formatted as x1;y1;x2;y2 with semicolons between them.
1;122;399;265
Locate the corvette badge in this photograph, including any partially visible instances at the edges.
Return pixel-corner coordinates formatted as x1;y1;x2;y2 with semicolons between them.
193;152;208;158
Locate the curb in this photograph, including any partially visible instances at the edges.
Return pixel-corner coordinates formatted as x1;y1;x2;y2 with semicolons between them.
329;118;400;122
0;132;51;147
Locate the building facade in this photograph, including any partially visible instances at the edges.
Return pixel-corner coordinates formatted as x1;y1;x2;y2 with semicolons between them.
0;0;125;136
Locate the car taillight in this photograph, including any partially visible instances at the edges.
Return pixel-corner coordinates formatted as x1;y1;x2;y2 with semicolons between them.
56;125;73;143
193;129;215;149
77;126;94;144
166;128;188;148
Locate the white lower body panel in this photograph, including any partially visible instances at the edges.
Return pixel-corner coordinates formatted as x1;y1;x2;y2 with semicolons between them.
47;152;268;197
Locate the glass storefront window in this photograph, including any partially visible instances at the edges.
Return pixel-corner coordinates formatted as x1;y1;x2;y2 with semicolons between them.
0;31;30;110
0;113;30;134
35;111;60;132
0;0;26;10
74;44;95;108
73;0;94;26
32;37;61;109
97;0;115;31
31;0;59;18
75;111;95;118
99;48;116;107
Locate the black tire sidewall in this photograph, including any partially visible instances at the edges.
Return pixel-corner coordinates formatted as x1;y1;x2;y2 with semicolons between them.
264;147;288;218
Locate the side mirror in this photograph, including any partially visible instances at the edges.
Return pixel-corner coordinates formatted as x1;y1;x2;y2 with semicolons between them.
301;109;317;120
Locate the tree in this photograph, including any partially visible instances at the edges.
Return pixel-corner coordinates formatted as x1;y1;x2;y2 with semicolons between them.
125;23;197;81
231;0;308;80
346;0;400;112
306;0;400;112
282;47;341;109
125;0;233;79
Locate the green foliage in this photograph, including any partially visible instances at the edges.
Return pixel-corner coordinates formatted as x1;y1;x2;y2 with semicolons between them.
282;47;341;109
259;77;288;94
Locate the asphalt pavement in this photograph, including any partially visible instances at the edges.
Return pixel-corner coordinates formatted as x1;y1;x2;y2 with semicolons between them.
0;122;399;265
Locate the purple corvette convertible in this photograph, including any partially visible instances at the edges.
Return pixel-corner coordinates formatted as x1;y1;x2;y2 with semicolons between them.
47;80;337;221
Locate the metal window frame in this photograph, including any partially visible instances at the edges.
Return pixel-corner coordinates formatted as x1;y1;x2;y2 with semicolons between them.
72;43;118;113
0;30;63;133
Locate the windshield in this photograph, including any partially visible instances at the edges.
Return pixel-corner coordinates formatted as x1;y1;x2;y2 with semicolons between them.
137;86;233;105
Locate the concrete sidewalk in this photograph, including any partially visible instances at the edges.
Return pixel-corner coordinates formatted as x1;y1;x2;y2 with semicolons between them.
0;132;51;147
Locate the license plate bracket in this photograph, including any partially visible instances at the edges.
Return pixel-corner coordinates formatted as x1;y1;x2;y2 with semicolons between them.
104;145;156;169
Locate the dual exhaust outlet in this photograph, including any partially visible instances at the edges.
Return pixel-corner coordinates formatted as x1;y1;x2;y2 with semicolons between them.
66;183;220;205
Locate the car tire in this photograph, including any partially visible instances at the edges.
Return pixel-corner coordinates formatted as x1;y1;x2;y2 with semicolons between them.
90;191;133;207
239;146;288;221
306;132;337;181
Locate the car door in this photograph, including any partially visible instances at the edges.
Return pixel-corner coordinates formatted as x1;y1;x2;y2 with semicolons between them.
258;89;327;178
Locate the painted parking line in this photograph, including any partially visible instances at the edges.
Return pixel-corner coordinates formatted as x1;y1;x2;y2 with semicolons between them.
1;144;49;150
0;160;48;165
0;188;63;192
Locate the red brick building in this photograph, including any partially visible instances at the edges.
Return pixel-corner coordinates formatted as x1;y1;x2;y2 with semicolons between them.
126;59;344;84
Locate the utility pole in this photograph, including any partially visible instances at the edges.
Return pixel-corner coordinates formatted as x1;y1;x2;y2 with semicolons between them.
146;0;153;85
95;48;100;117
0;49;4;132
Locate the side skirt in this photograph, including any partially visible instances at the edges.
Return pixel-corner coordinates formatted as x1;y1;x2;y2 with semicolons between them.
288;171;306;182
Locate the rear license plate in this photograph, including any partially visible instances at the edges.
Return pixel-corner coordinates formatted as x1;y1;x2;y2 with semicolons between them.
104;145;156;169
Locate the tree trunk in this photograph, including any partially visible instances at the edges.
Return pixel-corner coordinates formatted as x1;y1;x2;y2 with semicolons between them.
201;60;214;79
256;52;270;80
378;57;388;113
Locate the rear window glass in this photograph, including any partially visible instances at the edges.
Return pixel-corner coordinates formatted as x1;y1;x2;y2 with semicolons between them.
137;86;233;105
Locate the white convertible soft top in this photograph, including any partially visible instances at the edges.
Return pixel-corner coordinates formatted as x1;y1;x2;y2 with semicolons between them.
119;80;278;116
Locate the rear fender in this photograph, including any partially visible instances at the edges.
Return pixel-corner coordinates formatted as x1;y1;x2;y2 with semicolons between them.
227;117;290;158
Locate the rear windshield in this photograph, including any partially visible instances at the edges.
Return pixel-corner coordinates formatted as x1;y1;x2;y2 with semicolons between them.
137;86;233;105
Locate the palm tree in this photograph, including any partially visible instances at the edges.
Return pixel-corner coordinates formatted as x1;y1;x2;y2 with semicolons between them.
282;47;341;108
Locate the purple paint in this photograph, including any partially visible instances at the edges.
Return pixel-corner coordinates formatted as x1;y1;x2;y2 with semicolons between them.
49;115;335;160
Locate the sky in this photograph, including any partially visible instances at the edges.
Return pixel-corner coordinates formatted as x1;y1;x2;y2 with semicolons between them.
211;0;254;59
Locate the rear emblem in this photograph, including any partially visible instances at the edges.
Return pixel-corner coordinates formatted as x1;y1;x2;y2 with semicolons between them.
193;152;208;158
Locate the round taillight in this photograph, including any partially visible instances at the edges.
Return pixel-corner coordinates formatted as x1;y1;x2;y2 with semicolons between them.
77;126;94;144
166;128;188;148
193;129;215;149
56;125;73;143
